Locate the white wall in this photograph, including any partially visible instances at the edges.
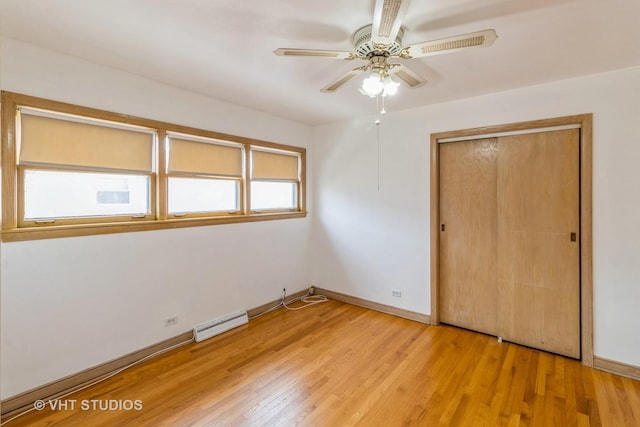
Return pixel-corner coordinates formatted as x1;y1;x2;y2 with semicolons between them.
312;66;640;367
0;37;314;398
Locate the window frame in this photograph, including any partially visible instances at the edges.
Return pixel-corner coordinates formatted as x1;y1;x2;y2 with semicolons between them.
1;91;307;241
167;174;243;219
165;132;246;219
249;146;302;214
250;180;299;213
17;165;156;227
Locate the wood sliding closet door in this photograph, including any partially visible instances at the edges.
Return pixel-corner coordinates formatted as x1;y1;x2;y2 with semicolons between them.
438;129;581;358
496;129;580;358
439;138;498;336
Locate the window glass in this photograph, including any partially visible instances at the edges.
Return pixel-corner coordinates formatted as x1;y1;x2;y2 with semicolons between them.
168;177;239;214
251;181;297;211
24;170;150;220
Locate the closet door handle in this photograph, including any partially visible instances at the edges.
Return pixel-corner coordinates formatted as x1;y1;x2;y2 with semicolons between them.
570;232;577;242
441;224;446;232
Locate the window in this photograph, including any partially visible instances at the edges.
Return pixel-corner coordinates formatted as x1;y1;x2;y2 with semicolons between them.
24;170;150;221
16;108;155;226
168;178;238;215
1;91;306;241
166;134;243;216
251;181;297;210
250;148;301;212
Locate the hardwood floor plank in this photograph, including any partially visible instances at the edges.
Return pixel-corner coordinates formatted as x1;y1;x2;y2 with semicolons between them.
623;379;640;423
4;300;640;426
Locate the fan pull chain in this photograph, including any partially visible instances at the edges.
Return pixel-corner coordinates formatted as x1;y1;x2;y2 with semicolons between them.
373;94;385;191
376;118;381;191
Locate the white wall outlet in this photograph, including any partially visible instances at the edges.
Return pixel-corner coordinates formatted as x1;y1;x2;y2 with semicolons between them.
164;316;178;327
392;289;402;297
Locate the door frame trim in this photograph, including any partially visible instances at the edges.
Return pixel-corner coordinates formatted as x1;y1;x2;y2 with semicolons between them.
430;114;593;366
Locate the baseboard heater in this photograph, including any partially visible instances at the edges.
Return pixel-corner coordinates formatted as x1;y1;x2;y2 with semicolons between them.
193;309;248;342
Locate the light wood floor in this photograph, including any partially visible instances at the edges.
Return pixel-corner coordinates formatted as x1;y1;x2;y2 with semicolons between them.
5;300;640;426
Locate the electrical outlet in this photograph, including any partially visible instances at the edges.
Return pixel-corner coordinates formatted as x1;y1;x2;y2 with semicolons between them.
391;289;402;297
164;316;178;327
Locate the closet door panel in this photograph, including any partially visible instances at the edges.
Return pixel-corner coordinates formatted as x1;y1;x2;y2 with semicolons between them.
496;129;580;358
439;138;498;335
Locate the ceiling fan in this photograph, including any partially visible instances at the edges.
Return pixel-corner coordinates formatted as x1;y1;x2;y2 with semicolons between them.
274;0;498;96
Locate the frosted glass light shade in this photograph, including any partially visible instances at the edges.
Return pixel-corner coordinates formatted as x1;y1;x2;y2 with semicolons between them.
361;73;383;96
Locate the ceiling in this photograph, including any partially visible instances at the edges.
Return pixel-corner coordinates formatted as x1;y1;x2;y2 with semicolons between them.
1;0;639;125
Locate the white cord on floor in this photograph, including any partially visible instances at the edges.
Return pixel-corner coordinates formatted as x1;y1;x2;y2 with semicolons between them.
282;293;328;311
250;288;328;319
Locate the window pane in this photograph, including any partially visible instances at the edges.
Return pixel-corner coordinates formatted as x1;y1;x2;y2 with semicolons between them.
251;181;297;210
168;177;239;214
24;170;150;220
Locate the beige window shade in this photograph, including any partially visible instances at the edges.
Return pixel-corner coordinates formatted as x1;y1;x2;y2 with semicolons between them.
252;150;299;180
19;113;154;172
168;138;242;177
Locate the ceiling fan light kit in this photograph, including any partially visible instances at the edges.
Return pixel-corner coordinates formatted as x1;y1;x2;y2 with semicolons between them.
275;0;498;111
361;72;400;98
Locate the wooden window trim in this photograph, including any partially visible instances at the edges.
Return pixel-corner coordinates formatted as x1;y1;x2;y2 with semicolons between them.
249;181;301;214
249;146;303;214
166;175;243;219
1;91;307;242
165;133;245;217
16;165;156;227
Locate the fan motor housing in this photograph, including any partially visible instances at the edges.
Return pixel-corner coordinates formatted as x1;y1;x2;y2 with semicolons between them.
353;24;404;58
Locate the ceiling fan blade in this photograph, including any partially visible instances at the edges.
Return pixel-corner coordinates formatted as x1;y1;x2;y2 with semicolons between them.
389;64;426;88
402;29;498;59
274;48;356;59
371;0;410;45
321;69;362;93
